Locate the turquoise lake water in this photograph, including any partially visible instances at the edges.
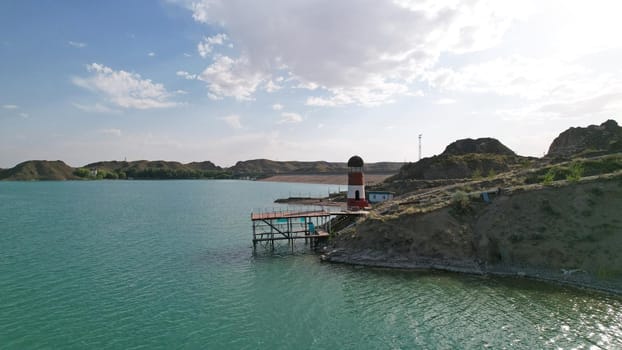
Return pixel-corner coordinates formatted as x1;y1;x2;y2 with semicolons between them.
1;180;621;349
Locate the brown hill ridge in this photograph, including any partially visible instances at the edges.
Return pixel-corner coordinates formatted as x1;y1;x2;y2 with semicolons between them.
547;119;622;158
441;137;516;156
0;160;78;180
0;159;402;181
390;137;528;181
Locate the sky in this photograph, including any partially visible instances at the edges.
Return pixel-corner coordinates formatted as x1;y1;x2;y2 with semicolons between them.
1;0;621;168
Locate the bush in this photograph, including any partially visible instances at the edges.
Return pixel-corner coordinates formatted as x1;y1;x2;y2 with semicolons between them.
566;161;584;182
451;190;470;212
542;168;556;185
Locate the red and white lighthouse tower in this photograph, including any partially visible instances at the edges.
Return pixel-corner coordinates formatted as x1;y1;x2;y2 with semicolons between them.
347;155;371;210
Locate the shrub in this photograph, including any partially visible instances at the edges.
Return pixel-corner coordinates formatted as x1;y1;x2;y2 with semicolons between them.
542;168;556;185
566;161;584;183
451;190;470;212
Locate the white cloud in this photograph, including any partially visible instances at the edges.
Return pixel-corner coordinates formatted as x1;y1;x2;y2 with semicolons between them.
19;112;29;118
222;114;242;129
278;112;303;124
535;0;622;58
197;55;266;100
184;53;192;57
68;41;86;48
306;79;410;107
99;128;122;137
272;103;284;111
2;104;18;109
296;81;319;90
426;56;592;100
496;92;622;122
72;102;121;114
183;0;526;106
264;80;281;93
72;63;178;109
176;70;197;80
436;98;456;105
427;54;622;121
197;33;228;58
148;52;156;57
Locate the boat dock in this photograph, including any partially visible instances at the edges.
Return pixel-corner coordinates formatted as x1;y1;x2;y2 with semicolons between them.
251;209;366;250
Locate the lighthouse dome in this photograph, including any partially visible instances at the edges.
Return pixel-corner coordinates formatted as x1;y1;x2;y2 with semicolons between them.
347;155;364;167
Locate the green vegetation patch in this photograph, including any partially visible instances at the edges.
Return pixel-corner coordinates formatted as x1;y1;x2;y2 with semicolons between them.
525;155;622;185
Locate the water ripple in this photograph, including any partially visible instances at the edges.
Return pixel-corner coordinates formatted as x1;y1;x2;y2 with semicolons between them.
2;181;621;349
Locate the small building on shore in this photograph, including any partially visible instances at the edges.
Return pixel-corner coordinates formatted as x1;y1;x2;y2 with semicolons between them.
367;191;395;204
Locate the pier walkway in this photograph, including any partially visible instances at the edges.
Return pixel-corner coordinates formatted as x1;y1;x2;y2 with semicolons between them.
251;209;366;250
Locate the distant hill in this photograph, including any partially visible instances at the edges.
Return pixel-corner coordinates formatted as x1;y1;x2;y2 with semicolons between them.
0;159;402;181
547;119;622;158
229;159;403;177
390;138;527;181
81;160;227;179
0;160;78;180
441;137;516;156
186;161;221;171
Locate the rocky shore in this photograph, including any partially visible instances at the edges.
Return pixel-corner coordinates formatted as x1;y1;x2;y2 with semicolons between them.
322;173;622;294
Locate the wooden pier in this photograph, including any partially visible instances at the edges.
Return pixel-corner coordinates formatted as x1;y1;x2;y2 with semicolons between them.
251;209;367;250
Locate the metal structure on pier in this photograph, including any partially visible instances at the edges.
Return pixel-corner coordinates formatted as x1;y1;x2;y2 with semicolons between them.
251;209;367;250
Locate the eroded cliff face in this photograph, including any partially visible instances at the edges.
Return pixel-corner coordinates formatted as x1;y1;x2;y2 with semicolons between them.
325;176;622;292
547;120;622;158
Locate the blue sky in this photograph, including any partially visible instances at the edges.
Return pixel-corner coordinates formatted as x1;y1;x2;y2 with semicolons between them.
1;0;621;168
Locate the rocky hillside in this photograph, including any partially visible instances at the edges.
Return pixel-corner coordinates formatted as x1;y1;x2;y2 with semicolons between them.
0;160;78;180
324;173;622;293
389;138;528;182
442;137;516;156
547;119;622;158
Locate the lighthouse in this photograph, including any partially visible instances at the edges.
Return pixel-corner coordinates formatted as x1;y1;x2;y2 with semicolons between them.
347;155;371;211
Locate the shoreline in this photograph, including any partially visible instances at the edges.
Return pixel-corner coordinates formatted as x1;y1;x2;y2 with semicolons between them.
259;173;393;185
321;251;622;296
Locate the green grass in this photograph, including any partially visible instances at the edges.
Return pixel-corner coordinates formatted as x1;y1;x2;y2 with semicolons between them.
525;154;622;185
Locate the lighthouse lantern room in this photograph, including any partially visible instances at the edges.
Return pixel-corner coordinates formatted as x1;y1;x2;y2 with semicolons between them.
346;155;371;211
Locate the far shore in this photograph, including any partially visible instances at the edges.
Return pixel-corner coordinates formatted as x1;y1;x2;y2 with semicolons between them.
259;173;393;185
